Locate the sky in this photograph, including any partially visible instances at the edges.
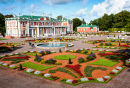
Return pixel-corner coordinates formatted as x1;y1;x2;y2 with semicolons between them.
0;0;130;23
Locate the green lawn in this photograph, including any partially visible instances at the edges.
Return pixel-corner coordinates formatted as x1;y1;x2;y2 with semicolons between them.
89;58;119;67
54;55;76;60
21;61;55;71
25;52;37;56
0;38;7;40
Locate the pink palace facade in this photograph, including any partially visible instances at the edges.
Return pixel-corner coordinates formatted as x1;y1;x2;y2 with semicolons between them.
5;13;73;38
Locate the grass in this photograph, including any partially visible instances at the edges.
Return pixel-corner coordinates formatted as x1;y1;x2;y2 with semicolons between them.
54;55;76;60
21;61;55;71
89;58;119;67
25;52;37;56
0;38;7;40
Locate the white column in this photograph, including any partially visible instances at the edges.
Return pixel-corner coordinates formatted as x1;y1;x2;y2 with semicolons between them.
37;27;39;37
28;21;29;37
32;29;34;37
43;28;44;34
18;21;21;37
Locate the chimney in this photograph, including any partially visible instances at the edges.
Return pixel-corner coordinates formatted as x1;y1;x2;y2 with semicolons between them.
31;12;33;16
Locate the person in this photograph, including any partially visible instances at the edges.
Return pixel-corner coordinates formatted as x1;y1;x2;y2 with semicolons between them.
31;43;34;48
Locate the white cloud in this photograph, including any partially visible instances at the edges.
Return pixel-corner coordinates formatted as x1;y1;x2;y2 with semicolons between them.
90;0;130;16
2;5;16;10
75;8;87;17
30;4;39;10
41;0;89;5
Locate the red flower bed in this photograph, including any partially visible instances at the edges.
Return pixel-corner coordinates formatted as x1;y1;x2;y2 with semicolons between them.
103;78;107;81
72;80;78;84
0;43;5;45
51;76;57;79
110;72;115;75
65;64;83;76
120;45;130;47
3;56;29;60
99;53;121;56
41;73;45;76
88;78;94;80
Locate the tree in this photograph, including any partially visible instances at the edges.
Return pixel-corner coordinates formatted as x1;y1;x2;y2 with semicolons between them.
113;10;130;28
73;18;82;32
57;15;63;19
0;13;13;36
101;13;109;31
68;58;72;64
81;18;86;24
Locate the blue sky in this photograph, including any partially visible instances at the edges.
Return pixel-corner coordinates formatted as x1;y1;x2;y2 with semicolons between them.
0;0;130;23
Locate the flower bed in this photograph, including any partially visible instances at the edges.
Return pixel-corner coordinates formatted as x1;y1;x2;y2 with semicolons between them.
65;64;83;77
60;76;112;86
0;62;17;69
120;45;130;47
84;66;107;77
48;67;78;78
24;69;59;81
2;56;29;60
98;53;121;56
108;66;125;76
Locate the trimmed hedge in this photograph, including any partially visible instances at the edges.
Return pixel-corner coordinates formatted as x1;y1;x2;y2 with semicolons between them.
108;28;130;32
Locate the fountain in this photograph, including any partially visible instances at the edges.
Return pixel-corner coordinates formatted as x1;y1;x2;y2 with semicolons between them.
35;28;73;49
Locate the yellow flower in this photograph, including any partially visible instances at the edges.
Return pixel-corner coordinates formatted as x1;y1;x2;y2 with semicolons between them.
103;43;105;46
112;44;116;46
87;52;91;55
81;51;84;54
83;58;87;62
40;60;46;64
37;53;42;56
44;52;47;55
55;62;62;65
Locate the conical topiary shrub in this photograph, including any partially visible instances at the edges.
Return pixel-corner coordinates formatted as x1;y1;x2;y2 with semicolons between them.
68;58;72;64
19;64;23;70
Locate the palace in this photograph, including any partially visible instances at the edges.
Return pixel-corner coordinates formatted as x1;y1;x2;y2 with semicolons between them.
5;13;73;38
77;24;99;33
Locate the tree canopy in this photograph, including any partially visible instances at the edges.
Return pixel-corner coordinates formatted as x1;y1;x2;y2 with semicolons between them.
89;10;130;31
0;13;13;36
73;18;82;32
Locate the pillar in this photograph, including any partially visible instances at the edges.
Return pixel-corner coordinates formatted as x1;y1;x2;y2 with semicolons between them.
37;27;39;37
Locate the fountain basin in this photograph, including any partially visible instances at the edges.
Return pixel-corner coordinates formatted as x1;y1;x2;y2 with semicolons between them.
35;42;73;49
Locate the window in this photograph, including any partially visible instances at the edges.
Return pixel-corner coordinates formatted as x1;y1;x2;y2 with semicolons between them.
37;22;38;26
32;22;33;26
10;22;11;26
41;22;42;26
13;22;15;26
23;22;25;26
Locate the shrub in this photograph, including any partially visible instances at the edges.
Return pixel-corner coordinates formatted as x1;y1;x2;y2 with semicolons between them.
78;57;84;63
40;60;46;64
48;70;56;73
87;56;94;60
68;58;72;64
46;58;56;64
59;48;61;53
83;58;87;62
55;62;62;65
19;64;23;70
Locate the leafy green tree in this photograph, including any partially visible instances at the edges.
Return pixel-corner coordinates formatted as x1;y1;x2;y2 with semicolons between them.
57;15;63;19
81;18;86;24
113;10;130;28
73;18;82;32
101;13;109;31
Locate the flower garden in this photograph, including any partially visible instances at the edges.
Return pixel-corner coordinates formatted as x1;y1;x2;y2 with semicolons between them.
0;47;129;86
82;39;130;49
